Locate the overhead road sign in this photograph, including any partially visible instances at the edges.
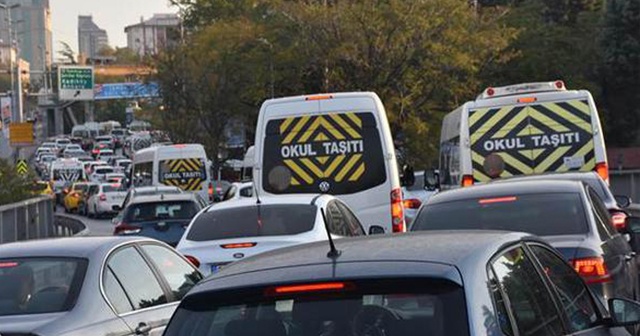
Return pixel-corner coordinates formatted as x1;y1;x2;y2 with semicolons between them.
16;159;28;175
94;82;160;100
9;122;33;146
58;66;95;101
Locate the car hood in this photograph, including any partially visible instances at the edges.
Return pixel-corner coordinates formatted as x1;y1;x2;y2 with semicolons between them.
542;234;588;261
0;312;66;333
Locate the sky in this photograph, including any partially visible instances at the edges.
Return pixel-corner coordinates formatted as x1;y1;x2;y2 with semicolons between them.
50;0;178;55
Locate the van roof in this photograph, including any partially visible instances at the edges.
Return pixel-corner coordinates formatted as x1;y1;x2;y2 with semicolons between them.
262;91;380;106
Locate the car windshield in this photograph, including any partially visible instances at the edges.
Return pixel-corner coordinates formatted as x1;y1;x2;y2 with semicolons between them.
111;130;125;136
56;140;70;145
0;258;87;316
95;168;114;174
52;168;83;181
164;278;469;336
412;193;588;236
32;183;49;192
187;204;316;241
124;201;199;222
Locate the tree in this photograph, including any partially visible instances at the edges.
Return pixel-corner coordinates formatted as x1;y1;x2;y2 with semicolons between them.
0;159;37;205
58;41;77;64
601;0;640;146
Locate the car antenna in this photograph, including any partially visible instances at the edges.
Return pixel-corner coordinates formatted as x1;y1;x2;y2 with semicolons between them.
321;208;341;259
253;183;263;231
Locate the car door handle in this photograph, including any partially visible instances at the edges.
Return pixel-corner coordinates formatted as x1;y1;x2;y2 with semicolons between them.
135;322;152;335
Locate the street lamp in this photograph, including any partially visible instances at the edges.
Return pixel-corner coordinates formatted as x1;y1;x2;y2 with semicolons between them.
257;38;274;99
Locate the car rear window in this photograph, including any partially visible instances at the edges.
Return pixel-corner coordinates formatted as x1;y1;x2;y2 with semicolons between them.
412;193;588;236
0;258;87;316
187;204;316;241
125;201;199;223
103;185;125;193
164;278;469;336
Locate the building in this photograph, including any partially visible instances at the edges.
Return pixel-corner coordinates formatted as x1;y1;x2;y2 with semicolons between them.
78;15;109;60
125;14;180;57
0;0;53;84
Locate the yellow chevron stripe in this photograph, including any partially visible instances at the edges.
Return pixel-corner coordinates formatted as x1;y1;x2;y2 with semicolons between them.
500;152;533;174
300;158;324;178
315;156;329;164
345;113;362;128
535;146;571;173
280;117;295;134
582;157;596;171
324;155;345;177
314;132;329;142
284;160;313;184
299;117;346;143
291;177;300;186
330;114;361;139
541;103;592;133
349;162;366;181
468;108;490;129
528;109;570;133
335;154;361;182
531;149;545;160
491;111;528;139
168;160;180;171
471;152;491;182
566;99;591;116
476;106;513;134
282;115;311;144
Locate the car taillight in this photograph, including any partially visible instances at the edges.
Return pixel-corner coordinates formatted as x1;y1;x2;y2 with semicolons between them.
113;223;141;235
92;149;99;154
99;194;107;201
596;162;609;184
572;257;611;284
403;198;422;209
221;242;257;249
266;282;354;296
610;211;628;231
184;255;200;268
462;175;474;187
208;182;214;201
391;188;405;233
71;192;80;198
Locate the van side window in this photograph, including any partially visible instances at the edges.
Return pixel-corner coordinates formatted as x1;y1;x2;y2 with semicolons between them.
133;162;153;187
336;201;365;236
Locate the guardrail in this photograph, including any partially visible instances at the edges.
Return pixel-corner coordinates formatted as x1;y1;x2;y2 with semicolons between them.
0;196;87;244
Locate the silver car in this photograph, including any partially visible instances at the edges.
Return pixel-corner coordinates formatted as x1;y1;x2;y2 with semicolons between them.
0;237;203;336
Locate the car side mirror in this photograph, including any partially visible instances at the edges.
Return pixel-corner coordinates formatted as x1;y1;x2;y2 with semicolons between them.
424;169;440;191
368;225;385;235
400;165;415;187
608;298;640;326
615;195;632;209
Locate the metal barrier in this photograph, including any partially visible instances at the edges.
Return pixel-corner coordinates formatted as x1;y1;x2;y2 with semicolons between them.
0;196;87;244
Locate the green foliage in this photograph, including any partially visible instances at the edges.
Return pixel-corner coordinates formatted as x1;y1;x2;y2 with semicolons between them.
0;159;37;206
95;100;128;125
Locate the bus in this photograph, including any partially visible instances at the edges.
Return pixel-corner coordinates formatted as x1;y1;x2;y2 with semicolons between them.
253;92;407;233
132;144;213;203
437;80;608;189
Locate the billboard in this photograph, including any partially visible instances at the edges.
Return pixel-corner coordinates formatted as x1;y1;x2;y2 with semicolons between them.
58;66;95;101
1;97;11;135
94;82;160;100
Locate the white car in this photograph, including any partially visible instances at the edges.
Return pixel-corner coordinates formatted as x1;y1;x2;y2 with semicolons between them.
221;181;253;201
35;147;54;162
105;172;126;183
177;194;367;276
402;170;436;226
90;165;115;182
86;183;127;218
96;149;114;162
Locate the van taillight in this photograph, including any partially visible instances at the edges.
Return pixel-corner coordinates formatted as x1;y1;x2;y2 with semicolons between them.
184;255;200;268
572;257;611;284
391;188;405;233
595;162;609;183
462;175;474;187
208;182;214;201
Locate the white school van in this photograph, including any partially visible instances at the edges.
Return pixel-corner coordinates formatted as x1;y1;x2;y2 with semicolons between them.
132;144;213;203
437;80;608;189
253;92;406;233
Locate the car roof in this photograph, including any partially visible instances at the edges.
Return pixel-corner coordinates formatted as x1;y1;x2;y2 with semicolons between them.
132;185;181;192
206;194;330;212
494;171;600;184
0;236;149;259
191;230;537;295
129;193;198;204
429;180;584;205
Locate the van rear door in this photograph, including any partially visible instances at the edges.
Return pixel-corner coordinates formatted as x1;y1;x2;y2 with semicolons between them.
469;98;595;182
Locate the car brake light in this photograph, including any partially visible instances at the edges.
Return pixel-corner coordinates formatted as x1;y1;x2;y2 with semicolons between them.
0;262;18;268
221;242;257;249
572;257;611;284
555;80;565;89
403;198;422;209
596;162;609;183
305;94;333;101
99;194;107;201
479;196;517;205
462;175;474;187
486;87;495;96
113;223;141;235
517;97;537;104
184;255;200;268
266;282;354;296
391;188;405;233
208;182;214;201
610;211;627;231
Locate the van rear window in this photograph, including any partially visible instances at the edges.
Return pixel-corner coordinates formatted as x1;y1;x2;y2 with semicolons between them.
159;158;207;192
262;112;386;195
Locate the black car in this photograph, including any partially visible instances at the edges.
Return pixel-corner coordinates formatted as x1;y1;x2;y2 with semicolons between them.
164;231;640;336
412;180;639;304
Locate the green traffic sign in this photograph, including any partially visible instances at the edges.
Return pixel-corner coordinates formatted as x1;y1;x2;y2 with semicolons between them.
59;67;93;90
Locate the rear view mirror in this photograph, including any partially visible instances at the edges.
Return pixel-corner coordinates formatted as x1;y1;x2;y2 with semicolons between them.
400;165;415;187
424;169;440;191
368;225;385;235
615;195;632;209
609;298;640;326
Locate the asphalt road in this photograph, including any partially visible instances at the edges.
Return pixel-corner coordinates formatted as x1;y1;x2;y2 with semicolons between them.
55;206;115;236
